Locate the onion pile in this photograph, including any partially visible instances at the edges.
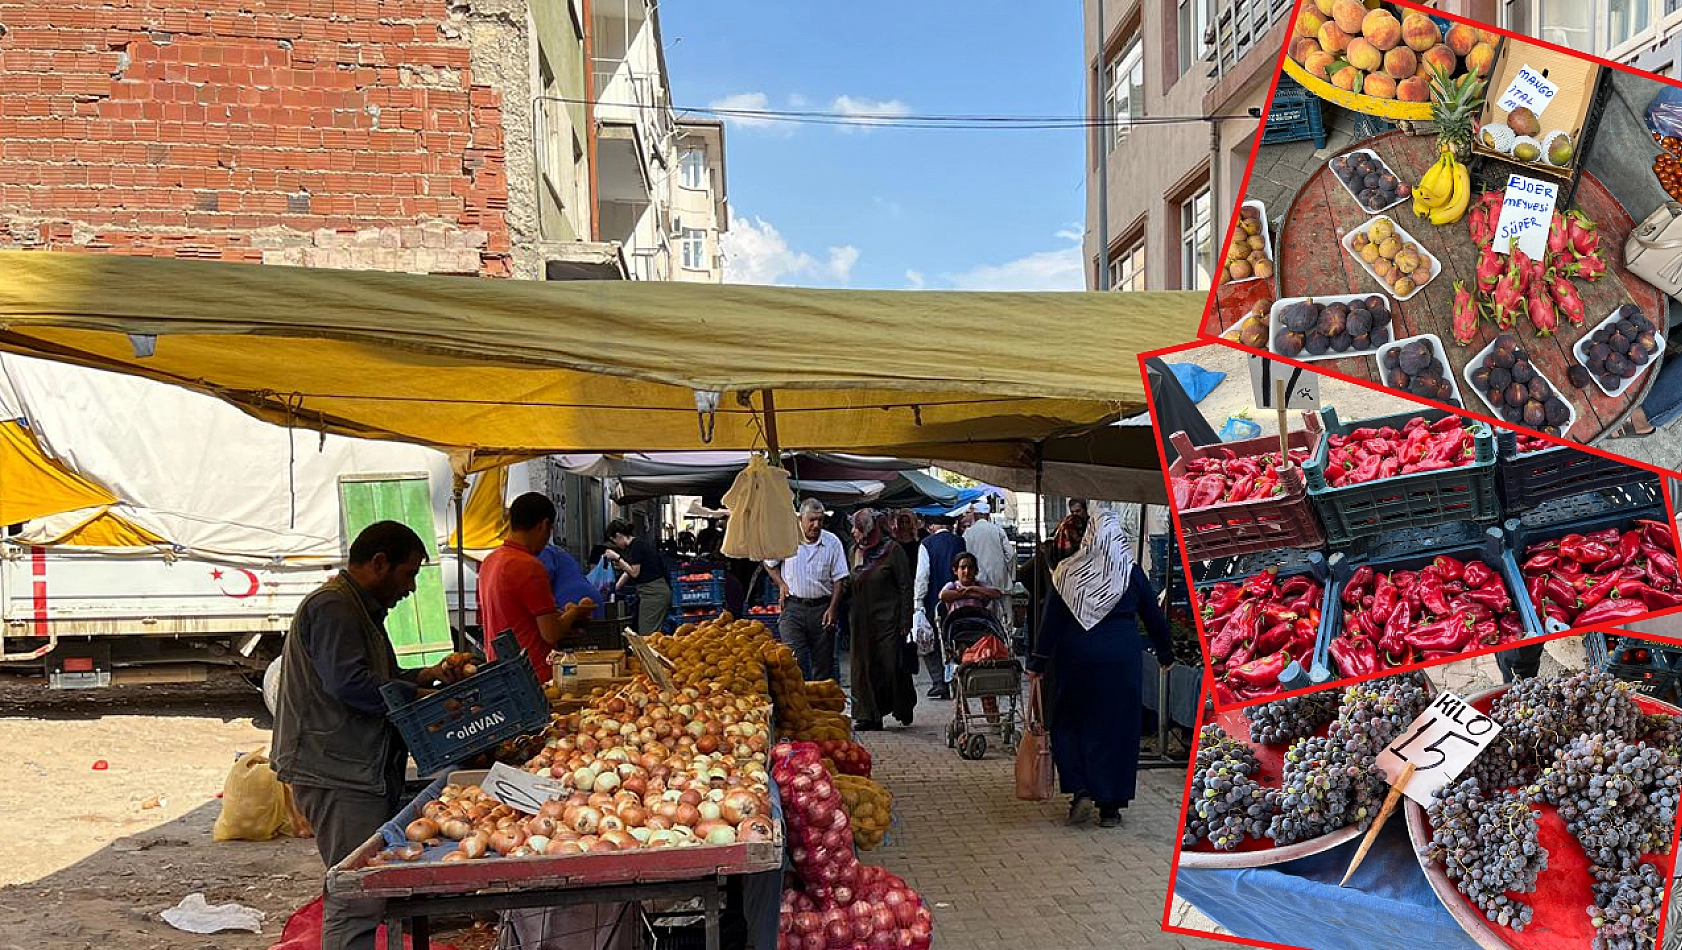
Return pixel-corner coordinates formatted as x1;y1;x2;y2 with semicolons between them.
774;742;933;950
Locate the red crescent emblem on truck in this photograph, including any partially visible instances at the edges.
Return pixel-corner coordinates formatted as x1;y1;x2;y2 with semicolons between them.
212;568;261;599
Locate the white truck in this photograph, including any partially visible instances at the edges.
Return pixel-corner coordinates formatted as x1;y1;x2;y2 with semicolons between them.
0;353;586;688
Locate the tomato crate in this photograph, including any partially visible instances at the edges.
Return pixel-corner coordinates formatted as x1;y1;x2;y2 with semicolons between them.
1317;528;1543;684
1495;429;1660;514
1168;413;1326;564
1303;406;1499;549
1508;501;1670;632
672;570;727;607
1589;633;1682;699
379;632;550;777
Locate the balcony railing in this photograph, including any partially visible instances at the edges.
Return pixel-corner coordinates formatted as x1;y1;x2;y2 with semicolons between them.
1208;0;1293;82
591;60;674;169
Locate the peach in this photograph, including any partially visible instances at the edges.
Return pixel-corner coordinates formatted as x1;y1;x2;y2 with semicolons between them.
1477;28;1502;45
1384;45;1417;80
1332;0;1367;35
1290;36;1322;64
1446;23;1478;57
1331;65;1362;92
1318;22;1352;55
1347;37;1384;73
1304;50;1337;80
1397;76;1431;102
1402;13;1442;52
1422;44;1458;76
1364;73;1398;100
1467;42;1496;77
1415;60;1432;80
1315;0;1336;14
1296;6;1326;37
1362;10;1402;51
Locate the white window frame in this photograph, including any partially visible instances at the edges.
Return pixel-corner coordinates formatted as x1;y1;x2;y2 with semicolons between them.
1103;36;1144;151
678;148;707;191
1180;186;1213;292
1178;0;1211;75
1108;243;1145;292
680;228;706;270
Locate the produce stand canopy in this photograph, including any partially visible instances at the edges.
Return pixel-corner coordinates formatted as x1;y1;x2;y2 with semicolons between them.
0;252;1201;471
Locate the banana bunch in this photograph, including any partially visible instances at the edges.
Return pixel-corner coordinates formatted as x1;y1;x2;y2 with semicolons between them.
1413;147;1470;226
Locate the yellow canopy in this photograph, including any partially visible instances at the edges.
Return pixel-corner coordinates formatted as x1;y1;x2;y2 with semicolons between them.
0;252;1204;467
0;420;117;524
448;466;511;552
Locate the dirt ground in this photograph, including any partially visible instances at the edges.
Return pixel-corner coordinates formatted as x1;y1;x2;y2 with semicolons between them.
0;672;323;950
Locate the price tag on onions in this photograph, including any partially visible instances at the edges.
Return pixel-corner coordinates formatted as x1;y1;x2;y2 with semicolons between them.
482;762;569;815
1376;692;1501;807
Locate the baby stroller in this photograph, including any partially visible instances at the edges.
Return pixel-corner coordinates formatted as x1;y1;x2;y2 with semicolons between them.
940;605;1024;760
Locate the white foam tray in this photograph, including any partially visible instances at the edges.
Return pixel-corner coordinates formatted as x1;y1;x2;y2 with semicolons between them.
1373;333;1464;409
1341;214;1442;302
1462;336;1577;435
1330;148;1408;215
1571;305;1665;398
1266;293;1396;362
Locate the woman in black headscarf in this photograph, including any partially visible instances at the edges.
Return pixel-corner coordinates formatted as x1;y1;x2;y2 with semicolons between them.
1026;509;1173;828
846;508;916;731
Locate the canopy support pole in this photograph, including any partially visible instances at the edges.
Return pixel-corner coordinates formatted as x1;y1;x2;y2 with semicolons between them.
452;476;468;652
1031;445;1044;655
760;389;781;465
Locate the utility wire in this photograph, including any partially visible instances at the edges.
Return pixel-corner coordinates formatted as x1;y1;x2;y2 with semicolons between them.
534;95;1258;130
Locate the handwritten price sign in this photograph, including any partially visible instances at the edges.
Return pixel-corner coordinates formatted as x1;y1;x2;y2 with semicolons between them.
481;761;569;815
1375;691;1502;806
1493;174;1558;263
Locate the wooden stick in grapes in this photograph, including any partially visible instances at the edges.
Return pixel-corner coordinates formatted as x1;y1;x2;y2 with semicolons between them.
1338;762;1416;887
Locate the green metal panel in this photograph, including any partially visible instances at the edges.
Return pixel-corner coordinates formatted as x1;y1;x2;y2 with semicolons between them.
337;474;454;667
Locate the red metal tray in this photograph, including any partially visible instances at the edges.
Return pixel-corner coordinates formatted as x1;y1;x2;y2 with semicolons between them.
327;769;783;899
1404;686;1681;950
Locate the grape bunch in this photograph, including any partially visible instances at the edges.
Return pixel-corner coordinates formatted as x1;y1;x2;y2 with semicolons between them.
1245;691;1341;746
1182;724;1270;851
1541;733;1681;869
1468;669;1644;790
1641;711;1682;756
1588;862;1664;950
1264;674;1430;845
1421;777;1546;931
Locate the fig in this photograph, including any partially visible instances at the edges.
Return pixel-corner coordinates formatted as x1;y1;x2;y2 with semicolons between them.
1370;326;1390;347
1522;400;1546;428
1305;332;1331;355
1487;387;1506;409
1589;343;1610;363
1638;331;1660;355
1281;302;1317;332
1352;333;1372;350
1382;347;1401;370
1240;319;1269;349
1504;382;1528;407
1332;332;1353;352
1364;296;1385;311
1470;365;1492;390
1510;361;1535;385
1387;367;1411;389
1567;365;1592;389
1610;332;1631;352
1319;309;1348;337
1347;309;1372;337
1397;343;1431;375
1491;348;1516;370
1276;330;1305;356
1427;357;1444;377
1527;378;1549;401
1616;320;1636;336
1544;397;1570;427
1409;377;1436;398
1435;379;1456;403
1487;366;1512;392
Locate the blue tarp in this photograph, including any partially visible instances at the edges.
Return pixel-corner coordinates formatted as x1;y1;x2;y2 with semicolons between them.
1173;817;1479;950
1168;363;1225;403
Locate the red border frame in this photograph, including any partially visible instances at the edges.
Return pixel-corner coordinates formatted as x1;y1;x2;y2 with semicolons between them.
1194;0;1682;479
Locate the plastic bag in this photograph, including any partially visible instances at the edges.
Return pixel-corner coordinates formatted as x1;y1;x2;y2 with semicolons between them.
212;753;295;842
1647;85;1682;141
586;556;615;590
911;611;937;654
719;454;802;561
1219;415;1262;441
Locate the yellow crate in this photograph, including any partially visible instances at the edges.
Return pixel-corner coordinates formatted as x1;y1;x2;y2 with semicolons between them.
1281;57;1434;123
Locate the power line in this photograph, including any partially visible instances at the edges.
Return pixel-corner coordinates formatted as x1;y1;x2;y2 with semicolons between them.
534;95;1258;130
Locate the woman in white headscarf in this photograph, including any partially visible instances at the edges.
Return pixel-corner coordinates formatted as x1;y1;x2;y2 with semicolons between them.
1025;509;1173;828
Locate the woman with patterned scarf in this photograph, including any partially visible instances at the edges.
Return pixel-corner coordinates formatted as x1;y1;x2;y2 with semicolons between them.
1025;509;1173;827
845;508;917;731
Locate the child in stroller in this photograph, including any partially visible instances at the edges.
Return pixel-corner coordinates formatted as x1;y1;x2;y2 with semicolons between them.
939;553;1023;759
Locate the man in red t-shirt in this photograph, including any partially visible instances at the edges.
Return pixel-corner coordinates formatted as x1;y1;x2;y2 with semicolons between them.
478;492;567;681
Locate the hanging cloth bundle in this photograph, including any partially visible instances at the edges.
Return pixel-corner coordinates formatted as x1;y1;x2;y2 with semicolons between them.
719;454;802;561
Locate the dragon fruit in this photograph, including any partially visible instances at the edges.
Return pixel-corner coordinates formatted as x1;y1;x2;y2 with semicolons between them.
1566;210;1600;259
1490;270;1523;330
1476;244;1505;295
1525;284;1559;337
1468;203;1492;248
1450;280;1481;345
1550;274;1587;326
1509;242;1535;298
1548;212;1571;258
1552;247;1578;273
1572;252;1608;282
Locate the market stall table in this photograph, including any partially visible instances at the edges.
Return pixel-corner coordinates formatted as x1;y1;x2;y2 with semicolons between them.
1212;131;1664;445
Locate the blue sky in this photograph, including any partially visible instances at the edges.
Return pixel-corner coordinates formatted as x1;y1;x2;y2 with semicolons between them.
661;2;1087;290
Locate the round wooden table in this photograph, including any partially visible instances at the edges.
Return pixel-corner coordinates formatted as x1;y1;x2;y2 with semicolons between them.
1213;131;1664;445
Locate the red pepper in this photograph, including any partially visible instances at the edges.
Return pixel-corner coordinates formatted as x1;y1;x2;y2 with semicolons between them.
1286;586;1320;617
1429;416;1463;433
1356;609;1384;640
1585;527;1621;547
1209;600;1258;660
1521;552;1558;573
1544;604;1572;626
1405;610;1475;652
1443;579;1468;597
1243;570;1278;599
1216;447;1236;461
1449;597;1495;623
1188;474;1224;509
1557;559;1583;577
1201;582;1243;621
1599;531;1640;573
1227;650;1290;688
1460;586;1512;614
1261;603;1300;627
1342;568;1373;605
1391;570;1419;590
1638;586;1682;611
1645;546;1678;583
1255;621;1294;655
1526;576;1546;611
1403;460;1456;474
1574;597;1655;627
1419;580;1453;618
1639;519;1675;555
1473;619;1501;645
1227;640;1256;667
1329;635;1378;678
1578;573;1621;612
1561;536;1614;565
1347;427;1379;441
1224;474;1256;504
1214;680;1241;706
1379;601;1411;659
1544;576;1581;614
1351;456;1383;483
1498;613;1526;641
1431;555;1466;583
1288;618;1318;659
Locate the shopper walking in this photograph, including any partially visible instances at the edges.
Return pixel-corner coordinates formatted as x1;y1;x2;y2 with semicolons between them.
605;519;672;634
912;515;965;700
272;521;444;950
889;510;924;682
961;499;1016;628
765;499;849;680
846;509;916;731
1025;510;1173;828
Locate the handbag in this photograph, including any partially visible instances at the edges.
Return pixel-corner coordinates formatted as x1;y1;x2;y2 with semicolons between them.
1625;200;1682;299
1014;679;1055;802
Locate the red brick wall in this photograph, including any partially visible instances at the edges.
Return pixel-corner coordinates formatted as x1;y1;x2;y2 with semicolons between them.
0;0;513;276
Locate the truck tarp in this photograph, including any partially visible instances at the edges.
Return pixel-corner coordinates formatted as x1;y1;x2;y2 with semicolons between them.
0;252;1203;468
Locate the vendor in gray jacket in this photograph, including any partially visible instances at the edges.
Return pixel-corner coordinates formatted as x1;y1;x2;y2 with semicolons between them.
272;521;445;950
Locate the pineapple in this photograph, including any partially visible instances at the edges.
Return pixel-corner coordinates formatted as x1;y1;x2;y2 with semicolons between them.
1429;62;1485;163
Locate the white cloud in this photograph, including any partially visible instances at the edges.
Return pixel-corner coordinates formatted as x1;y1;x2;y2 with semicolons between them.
707;92;775;129
939;231;1086;292
830;95;911;132
722;214;859;286
787;93;809;108
904;269;926;290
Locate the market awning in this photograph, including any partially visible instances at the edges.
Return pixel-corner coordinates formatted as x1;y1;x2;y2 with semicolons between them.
0;253;1203;470
933;421;1169;505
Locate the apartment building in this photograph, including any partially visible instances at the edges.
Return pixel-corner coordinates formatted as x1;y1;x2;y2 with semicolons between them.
672;119;730;282
1485;1;1682;76
0;0;725;283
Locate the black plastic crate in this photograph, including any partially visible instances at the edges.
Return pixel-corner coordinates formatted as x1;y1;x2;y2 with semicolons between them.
1515;481;1665;531
1495;429;1659;514
380;631;550;776
1261;78;1327;149
1508;502;1669;632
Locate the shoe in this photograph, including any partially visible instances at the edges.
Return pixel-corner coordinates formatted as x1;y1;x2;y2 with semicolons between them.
893;713;914;727
1068;795;1094;826
1098;809;1121;828
855;720;884;732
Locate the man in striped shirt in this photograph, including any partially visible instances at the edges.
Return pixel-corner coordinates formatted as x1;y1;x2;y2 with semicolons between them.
766;498;849;680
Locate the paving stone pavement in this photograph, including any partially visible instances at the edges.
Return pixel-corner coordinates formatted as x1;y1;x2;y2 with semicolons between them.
856;682;1226;950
